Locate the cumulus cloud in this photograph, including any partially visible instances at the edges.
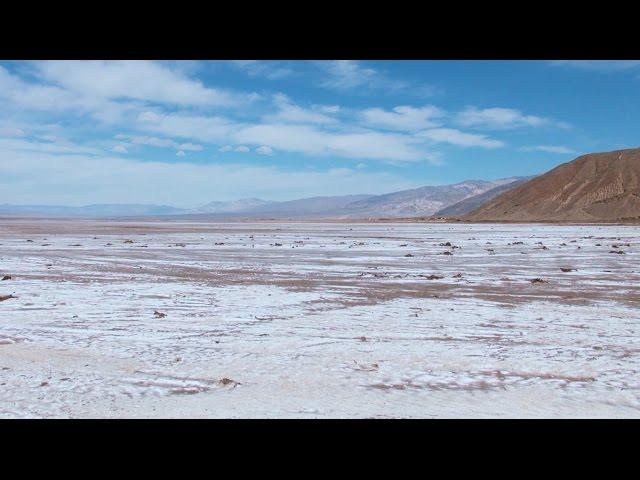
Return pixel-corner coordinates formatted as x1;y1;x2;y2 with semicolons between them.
112;145;128;153
176;150;186;157
132;110;438;163
360;105;444;131
456;107;564;130
234;145;250;152
128;136;176;148
0;62;259;128
419;128;504;148
0;65;92;112
255;145;273;155
179;143;203;151
34;60;252;108
219;145;233;152
115;134;203;151
234;123;433;162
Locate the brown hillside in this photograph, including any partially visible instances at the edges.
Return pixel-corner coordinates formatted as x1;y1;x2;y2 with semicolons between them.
465;148;640;222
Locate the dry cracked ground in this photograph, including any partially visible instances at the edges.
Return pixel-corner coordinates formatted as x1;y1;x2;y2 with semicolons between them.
0;218;639;418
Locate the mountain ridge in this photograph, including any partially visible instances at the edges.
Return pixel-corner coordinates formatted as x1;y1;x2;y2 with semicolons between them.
0;176;530;219
465;147;640;222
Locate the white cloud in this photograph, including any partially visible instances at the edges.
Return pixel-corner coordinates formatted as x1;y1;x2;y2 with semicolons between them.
34;60;251;107
234;145;250;152
255;145;273;155
179;143;203;151
138;111;162;123
320;60;377;90
232;60;294;80
318;61;438;97
0;65;145;124
0;126;26;138
316;105;340;114
0;65;87;111
264;94;338;125
219;145;233;152
112;145;128;153
361;105;443;131
129;136;176;148
522;145;575;154
115;134;202;151
234;123;433;162
0;137;102;156
456;107;554;130
550;60;640;72
176;150;186;157
136;112;235;143
419;128;504;148
134;111;438;163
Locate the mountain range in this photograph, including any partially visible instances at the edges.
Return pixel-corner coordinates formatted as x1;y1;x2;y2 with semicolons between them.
0;177;528;219
3;147;638;222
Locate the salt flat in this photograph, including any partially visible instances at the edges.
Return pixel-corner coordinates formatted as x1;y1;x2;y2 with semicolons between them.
0;219;639;418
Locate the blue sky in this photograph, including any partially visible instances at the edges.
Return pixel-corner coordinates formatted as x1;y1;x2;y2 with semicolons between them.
1;60;639;207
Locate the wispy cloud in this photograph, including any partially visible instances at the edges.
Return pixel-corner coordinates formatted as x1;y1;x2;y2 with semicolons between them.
115;134;203;151
522;145;575;154
34;60;254;108
360;105;444;131
319;60;377;90
318;60;438;97
263;94;339;125
549;60;640;72
233;123;434;162
0;126;26;138
419;128;504;148
0;61;259;128
0;137;103;156
456;107;568;130
232;60;295;80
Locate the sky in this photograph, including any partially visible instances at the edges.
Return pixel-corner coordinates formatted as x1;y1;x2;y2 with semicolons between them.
1;60;639;207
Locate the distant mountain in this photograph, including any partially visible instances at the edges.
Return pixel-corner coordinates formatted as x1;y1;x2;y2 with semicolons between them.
337;179;519;218
0;204;186;217
465;148;640;222
436;177;532;217
194;198;275;214
180;180;522;219
238;195;374;217
0;176;541;219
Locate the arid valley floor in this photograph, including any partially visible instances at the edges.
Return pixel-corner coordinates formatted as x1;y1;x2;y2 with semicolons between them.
0;219;639;418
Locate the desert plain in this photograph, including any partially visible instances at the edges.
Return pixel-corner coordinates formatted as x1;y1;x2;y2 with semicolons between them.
0;218;638;418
